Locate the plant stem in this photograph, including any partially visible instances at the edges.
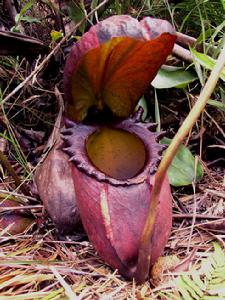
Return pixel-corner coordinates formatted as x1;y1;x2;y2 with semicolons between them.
0;150;29;195
173;44;193;62
134;42;225;283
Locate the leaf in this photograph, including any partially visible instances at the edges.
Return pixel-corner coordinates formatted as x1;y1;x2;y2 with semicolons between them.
140;17;175;40
18;0;34;17
67;34;176;121
159;243;225;300
207;99;225;112
0;199;34;236
68;0;85;22
51;30;63;42
190;48;225;82
67;0;86;33
220;0;225;10
161;137;204;186
15;0;34;24
151;66;198;89
19;16;41;23
64;15;176;121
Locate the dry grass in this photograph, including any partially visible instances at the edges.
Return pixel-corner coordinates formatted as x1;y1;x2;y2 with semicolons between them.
0;165;223;299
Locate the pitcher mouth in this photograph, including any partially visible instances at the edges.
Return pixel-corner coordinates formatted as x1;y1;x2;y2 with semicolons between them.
86;127;147;181
61;118;165;186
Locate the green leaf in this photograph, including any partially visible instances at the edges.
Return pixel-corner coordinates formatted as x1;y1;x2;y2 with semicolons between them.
207;99;225;111
176;277;194;300
190;48;225;82
192;270;206;291
159;243;225;300
19;16;40;23
91;0;99;10
19;0;34;17
50;30;63;42
15;0;34;24
182;275;204;298
220;0;225;10
161;137;204;186
213;243;225;266
151;66;198;89
15;14;20;24
203;297;225;300
67;1;86;33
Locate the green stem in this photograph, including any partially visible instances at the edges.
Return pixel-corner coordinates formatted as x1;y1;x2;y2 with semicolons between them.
0;150;29;195
134;42;225;283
